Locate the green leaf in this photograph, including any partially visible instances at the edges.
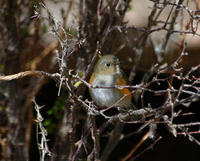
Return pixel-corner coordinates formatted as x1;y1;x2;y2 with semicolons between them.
32;0;39;6
0;106;3;112
19;28;29;36
0;64;4;71
60;8;65;16
127;5;132;11
44;119;51;126
42;24;48;33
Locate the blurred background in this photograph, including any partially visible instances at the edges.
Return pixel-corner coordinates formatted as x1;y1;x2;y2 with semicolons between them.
0;0;200;161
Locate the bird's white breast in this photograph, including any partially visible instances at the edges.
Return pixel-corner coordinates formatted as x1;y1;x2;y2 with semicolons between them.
90;74;121;107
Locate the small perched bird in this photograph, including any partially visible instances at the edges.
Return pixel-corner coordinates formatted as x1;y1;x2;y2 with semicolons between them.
89;55;132;109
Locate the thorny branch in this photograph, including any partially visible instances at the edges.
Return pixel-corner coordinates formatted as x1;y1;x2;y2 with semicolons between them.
33;99;51;161
0;51;199;158
0;0;200;161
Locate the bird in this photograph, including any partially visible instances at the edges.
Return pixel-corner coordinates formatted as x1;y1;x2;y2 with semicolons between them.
89;55;133;109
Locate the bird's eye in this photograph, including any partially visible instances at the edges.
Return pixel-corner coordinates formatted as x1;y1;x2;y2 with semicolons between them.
105;63;111;67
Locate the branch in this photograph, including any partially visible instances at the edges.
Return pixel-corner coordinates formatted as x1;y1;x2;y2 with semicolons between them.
0;71;60;81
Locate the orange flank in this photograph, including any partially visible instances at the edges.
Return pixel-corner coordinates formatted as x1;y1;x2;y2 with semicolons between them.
117;77;131;97
89;73;95;85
